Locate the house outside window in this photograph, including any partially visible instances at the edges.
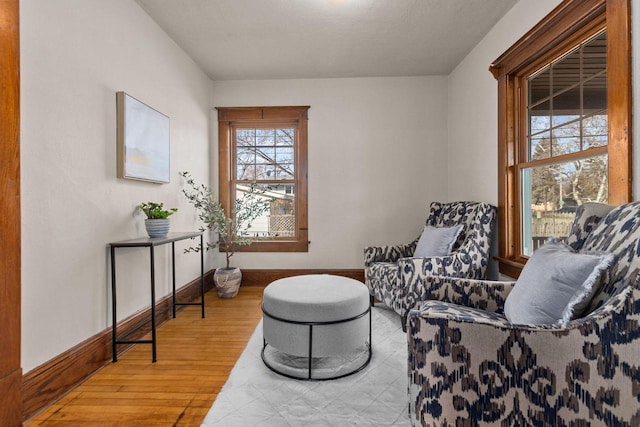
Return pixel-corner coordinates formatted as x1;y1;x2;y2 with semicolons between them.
217;106;309;252
490;0;631;277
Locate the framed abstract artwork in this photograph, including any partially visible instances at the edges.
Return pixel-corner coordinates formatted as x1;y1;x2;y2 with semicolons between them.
116;92;170;183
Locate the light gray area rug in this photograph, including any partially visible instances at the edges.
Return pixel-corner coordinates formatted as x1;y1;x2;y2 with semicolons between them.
201;305;410;427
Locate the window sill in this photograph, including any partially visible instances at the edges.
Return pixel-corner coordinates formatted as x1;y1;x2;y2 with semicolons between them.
495;256;526;279
223;240;309;253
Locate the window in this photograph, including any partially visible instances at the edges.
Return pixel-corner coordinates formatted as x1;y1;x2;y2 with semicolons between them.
522;31;608;256
490;0;631;277
217;106;309;252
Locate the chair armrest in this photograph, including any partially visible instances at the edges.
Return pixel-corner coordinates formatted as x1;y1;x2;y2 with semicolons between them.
364;242;415;267
407;287;636;425
398;256;515;314
415;274;514;313
399;251;487;280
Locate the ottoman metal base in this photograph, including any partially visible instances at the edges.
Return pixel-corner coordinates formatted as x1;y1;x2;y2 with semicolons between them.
261;304;372;381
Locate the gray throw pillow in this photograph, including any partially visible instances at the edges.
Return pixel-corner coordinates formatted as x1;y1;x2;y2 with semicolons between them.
504;238;613;325
413;225;464;258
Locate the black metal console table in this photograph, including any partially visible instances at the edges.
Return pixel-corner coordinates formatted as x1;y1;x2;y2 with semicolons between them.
109;231;204;363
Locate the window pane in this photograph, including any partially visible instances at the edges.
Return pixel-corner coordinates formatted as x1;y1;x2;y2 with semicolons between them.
583;112;608;148
234;183;271;238
266;184;296;237
255;164;274;180
583;29;607;110
530;131;551;160
584;71;607;111
237;129;256;144
530;101;551;134
551;86;581;127
552;47;580;95
275;164;294;179
582;32;607;80
255;147;275;164
235;126;297;182
234;184;296;238
529;67;550;106
552;122;581;155
276;146;293;163
521;154;608;256
236;147;255;179
526;29;607;161
236;164;255;180
253;129;273;146
236;147;255;163
276;128;295;146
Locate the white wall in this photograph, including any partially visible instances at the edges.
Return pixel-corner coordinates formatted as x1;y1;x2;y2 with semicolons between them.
446;0;563;204
20;0;212;372
211;77;449;269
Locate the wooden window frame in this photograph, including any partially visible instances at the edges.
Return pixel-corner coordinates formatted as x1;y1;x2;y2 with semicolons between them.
490;0;632;278
0;0;22;424
217;106;310;252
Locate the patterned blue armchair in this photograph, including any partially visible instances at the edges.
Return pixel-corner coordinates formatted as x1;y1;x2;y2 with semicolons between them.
407;201;640;426
364;201;496;330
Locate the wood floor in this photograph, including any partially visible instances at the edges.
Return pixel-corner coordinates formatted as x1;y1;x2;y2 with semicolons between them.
25;286;265;427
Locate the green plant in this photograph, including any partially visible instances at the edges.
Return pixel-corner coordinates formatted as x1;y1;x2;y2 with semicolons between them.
138;202;178;219
180;171;271;269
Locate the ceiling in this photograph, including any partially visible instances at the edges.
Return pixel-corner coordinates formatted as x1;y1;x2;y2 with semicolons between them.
136;0;518;81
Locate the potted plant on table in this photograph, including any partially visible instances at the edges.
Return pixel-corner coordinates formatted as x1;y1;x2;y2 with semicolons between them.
180;171;270;298
138;202;178;238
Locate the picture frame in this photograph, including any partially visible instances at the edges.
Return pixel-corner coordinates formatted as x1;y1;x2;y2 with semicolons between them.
117;92;170;184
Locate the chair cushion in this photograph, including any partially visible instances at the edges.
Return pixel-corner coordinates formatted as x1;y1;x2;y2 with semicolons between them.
565;202;615;251
426;201;474;250
414;225;463;257
580;201;640;312
504;238;613;325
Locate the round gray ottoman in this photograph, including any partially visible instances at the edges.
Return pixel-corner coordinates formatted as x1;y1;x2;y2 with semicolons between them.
261;274;372;380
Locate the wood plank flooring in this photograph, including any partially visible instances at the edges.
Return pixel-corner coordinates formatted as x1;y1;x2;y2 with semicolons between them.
25;286;264;426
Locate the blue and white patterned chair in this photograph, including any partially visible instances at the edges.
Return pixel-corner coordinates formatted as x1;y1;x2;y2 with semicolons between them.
407;201;640;426
364;201;496;330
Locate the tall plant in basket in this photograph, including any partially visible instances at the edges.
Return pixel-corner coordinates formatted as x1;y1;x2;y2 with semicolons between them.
180;171;270;298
